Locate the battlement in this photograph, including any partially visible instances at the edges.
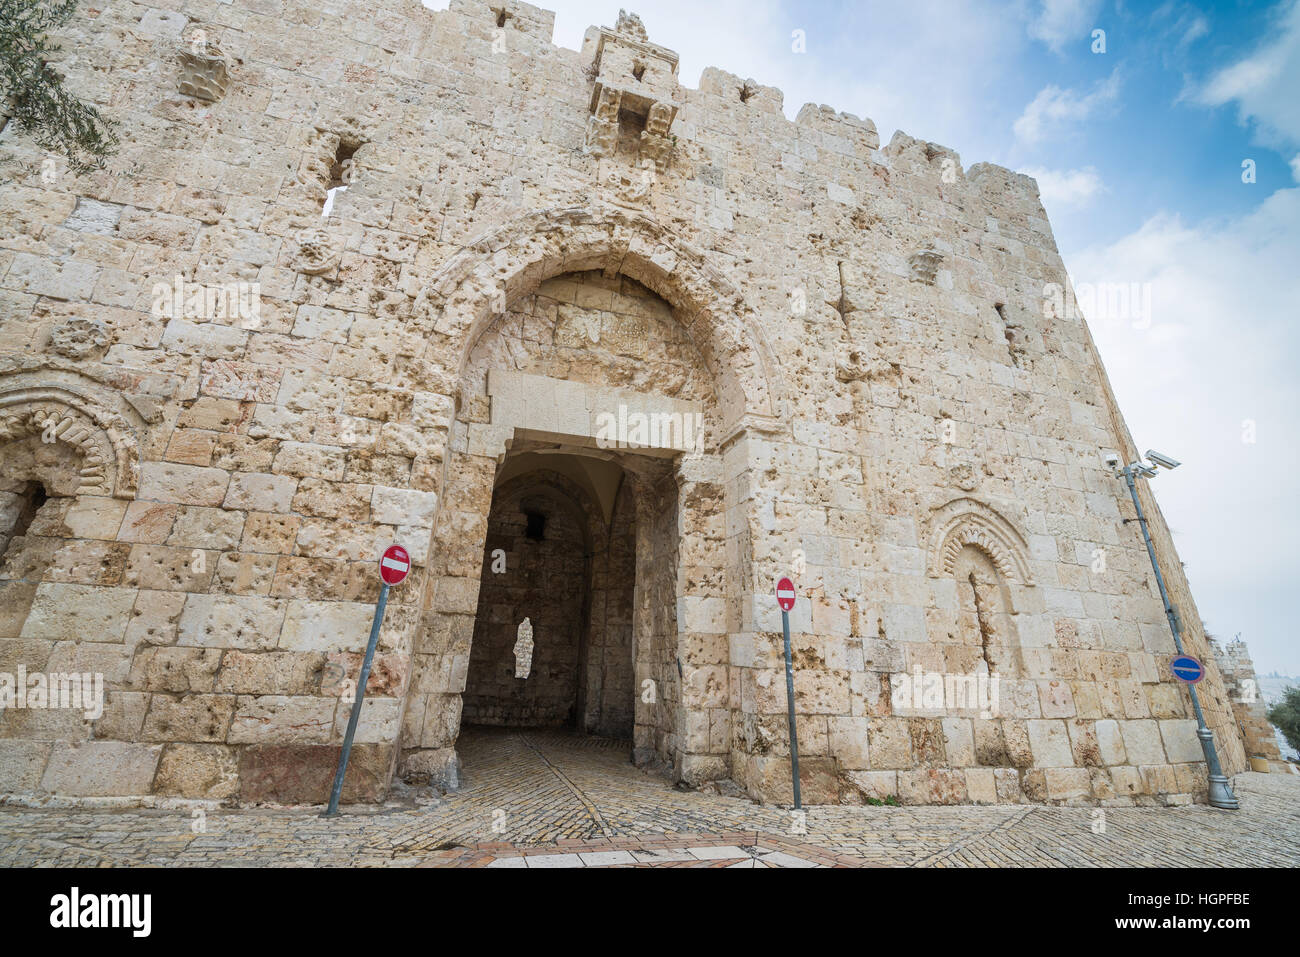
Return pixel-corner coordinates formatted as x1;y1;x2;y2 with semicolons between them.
388;1;1040;209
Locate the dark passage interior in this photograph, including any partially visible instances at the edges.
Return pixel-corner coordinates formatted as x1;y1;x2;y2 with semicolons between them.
462;453;637;738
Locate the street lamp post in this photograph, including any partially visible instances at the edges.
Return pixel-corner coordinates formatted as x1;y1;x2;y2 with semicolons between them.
1114;451;1239;810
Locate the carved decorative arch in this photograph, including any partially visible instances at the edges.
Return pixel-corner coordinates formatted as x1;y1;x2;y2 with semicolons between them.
414;204;787;436
928;497;1034;585
0;379;142;498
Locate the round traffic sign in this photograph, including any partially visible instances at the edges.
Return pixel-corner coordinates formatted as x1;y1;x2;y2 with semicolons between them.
379;544;411;586
1170;654;1204;683
776;577;796;612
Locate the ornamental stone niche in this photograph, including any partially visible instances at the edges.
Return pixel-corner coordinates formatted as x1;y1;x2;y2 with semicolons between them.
582;11;680;171
176;39;230;103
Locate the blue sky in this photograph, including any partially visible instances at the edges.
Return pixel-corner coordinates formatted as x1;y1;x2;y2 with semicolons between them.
426;0;1300;674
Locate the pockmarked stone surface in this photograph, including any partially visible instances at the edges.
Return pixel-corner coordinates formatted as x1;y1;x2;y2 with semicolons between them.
0;730;1296;867
0;0;1258;808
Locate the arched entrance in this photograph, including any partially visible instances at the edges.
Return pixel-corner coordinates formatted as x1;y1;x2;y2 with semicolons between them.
400;213;787;791
461;458;640;739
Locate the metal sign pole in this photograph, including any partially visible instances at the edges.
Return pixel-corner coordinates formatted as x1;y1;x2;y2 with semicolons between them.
323;582;389;817
782;606;801;811
1121;465;1238;810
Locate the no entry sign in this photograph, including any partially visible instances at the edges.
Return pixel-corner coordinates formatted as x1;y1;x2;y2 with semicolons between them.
776;577;796;612
379;544;411;586
1170;654;1204;683
328;543;408;815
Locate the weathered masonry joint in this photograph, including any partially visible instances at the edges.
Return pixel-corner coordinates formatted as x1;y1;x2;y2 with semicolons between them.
0;0;1247;807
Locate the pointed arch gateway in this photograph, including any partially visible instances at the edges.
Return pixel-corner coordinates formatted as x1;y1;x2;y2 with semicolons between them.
400;205;789;791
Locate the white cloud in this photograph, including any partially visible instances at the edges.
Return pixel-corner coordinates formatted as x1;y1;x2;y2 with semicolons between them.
1027;0;1102;53
1291;154;1300;180
1020;165;1105;209
1014;70;1120;144
1067;187;1300;672
1179;15;1209;48
1196;0;1300;146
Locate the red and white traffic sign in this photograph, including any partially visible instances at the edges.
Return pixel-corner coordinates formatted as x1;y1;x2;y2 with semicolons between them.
776;577;796;612
379;544;411;586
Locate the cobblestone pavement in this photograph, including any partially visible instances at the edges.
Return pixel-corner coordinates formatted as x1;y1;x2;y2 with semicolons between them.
2;727;1297;867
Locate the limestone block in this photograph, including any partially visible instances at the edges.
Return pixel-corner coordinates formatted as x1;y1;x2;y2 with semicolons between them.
1037;678;1075;718
223;472;298;512
274;442;346;480
93;690;149;740
178;594;286;650
142;693;236;742
238;743;390;804
1026;719;1073;767
331;696;402;744
964;767;997;803
128;647;222;693
118;502;178;543
164;429;217;466
292;479;371;520
122;590;187;650
828;715;870;769
213;650;326;695
941;717;975;766
279;600;380;653
1119;719;1167;765
1095;718;1127;765
1158;719;1203;764
45;640;132;684
371;487;438;527
153;743;240;799
123;545;214;591
897;768;967;805
61;497;129;540
1044;766;1092;802
866;717;912;769
228;695;336;744
40;741;162;796
139;462;230;506
166;506;246;550
19;583;136;643
0;739;52;791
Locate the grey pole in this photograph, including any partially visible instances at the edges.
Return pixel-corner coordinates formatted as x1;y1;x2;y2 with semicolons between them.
782;608;801;810
323;582;390;817
1121;465;1239;810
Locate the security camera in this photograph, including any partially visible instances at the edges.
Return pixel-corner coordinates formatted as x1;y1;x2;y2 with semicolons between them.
1145;450;1181;470
1103;452;1120;469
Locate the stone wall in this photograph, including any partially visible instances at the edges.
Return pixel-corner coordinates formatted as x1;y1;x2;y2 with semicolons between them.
1210;639;1281;763
0;0;1248;806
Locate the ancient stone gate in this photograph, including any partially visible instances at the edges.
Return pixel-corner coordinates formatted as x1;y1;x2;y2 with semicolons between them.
0;0;1249;806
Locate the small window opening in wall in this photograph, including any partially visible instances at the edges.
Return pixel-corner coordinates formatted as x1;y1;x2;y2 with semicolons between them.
322;139;360;217
14;482;46;538
617;107;646;140
996;303;1027;368
1;481;47;558
632;61;646;82
524;510;546;541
